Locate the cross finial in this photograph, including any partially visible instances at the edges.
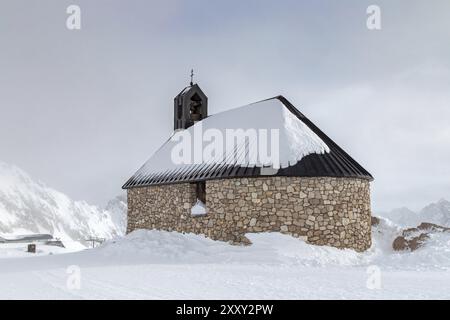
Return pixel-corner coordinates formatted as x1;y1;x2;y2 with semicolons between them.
190;69;194;86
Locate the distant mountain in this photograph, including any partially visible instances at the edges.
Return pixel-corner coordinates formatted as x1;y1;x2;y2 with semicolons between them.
419;199;450;227
105;194;127;234
0;161;126;249
380;199;450;227
379;207;420;227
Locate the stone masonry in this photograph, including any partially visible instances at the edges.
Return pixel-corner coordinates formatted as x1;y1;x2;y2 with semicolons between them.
127;177;372;251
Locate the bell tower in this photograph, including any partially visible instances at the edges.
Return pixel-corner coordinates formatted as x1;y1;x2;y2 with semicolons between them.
174;71;208;130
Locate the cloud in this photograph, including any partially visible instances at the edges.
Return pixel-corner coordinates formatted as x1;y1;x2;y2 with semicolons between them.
0;0;449;212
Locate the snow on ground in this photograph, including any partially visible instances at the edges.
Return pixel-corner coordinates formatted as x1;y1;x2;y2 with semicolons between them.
0;243;75;259
0;222;449;299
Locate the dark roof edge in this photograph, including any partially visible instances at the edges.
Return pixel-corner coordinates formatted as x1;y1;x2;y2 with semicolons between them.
174;83;207;98
122;173;373;190
275;95;373;181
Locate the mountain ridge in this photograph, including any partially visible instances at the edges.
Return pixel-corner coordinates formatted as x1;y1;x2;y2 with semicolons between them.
379;199;450;227
0;161;126;249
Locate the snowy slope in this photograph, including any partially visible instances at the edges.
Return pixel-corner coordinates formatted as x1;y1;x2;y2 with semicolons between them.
105;194;127;234
419;199;450;226
0;228;448;299
378;207;419;227
93;222;450;271
0;162;125;249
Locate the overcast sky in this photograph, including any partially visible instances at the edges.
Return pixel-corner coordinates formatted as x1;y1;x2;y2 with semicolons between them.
0;0;449;212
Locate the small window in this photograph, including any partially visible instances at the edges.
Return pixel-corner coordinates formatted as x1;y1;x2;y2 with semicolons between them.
196;181;206;204
191;181;207;216
189;93;203;122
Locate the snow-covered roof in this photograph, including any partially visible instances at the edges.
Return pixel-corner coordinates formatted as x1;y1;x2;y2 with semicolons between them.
123;96;372;188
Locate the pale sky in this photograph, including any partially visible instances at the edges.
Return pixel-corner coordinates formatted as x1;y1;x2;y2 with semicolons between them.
0;0;449;211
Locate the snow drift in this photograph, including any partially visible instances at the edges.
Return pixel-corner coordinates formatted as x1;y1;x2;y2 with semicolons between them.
95;223;450;270
0;220;449;299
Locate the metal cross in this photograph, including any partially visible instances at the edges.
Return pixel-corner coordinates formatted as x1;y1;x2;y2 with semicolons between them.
190;69;194;86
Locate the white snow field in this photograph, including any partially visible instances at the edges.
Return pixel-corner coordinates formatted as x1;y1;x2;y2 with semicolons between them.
0;221;449;300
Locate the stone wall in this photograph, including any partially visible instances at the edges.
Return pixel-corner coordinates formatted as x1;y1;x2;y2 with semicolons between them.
127;177;372;251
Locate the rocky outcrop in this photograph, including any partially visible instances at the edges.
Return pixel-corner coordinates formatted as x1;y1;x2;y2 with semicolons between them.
371;216;381;226
392;222;450;251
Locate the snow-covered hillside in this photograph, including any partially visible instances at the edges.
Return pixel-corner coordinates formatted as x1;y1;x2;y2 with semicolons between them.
105;194;127;234
0;227;448;299
419;199;450;226
379;199;450;227
0;162;126;249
